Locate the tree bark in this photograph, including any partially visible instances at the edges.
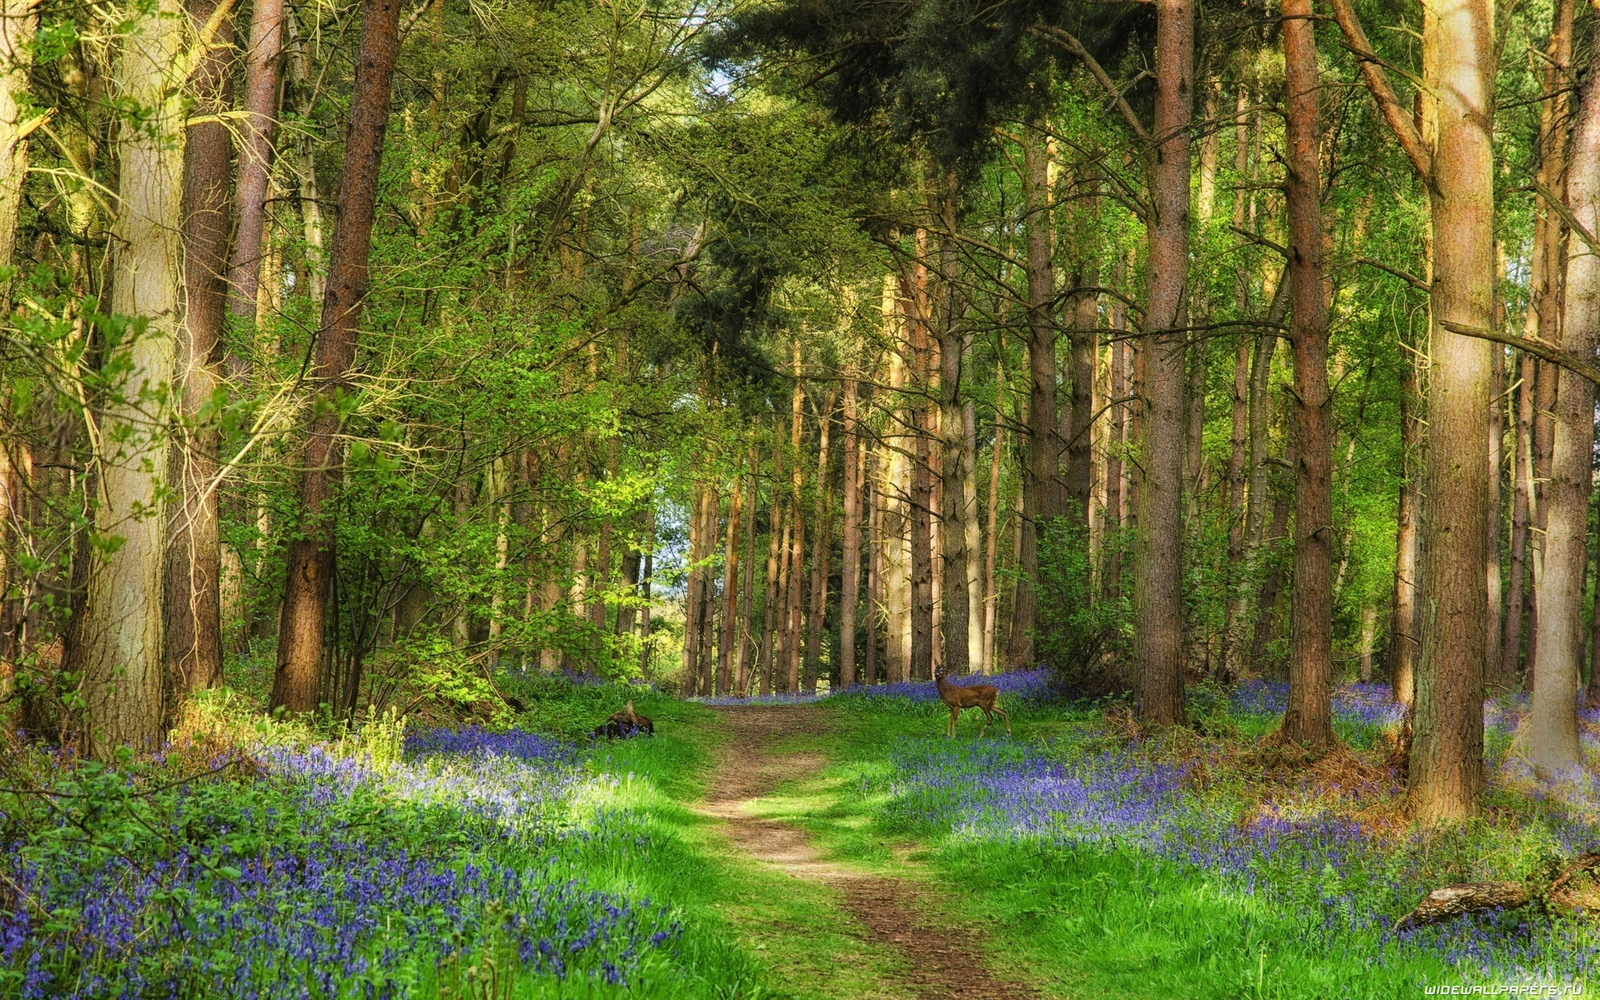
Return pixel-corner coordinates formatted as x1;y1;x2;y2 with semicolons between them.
1390;350;1422;704
736;466;757;695
1281;0;1333;748
760;497;784;696
83;0;186;754
164;0;233;703
1410;0;1497;822
805;392;836;689
0;0;34;300
1527;20;1600;772
1223;278;1286;680
718;471;744;696
939;333;972;677
1132;0;1193;727
1503;350;1534;684
840;378;862;687
1485;342;1504;687
1012;133;1059;670
270;0;405;714
226;0;286;334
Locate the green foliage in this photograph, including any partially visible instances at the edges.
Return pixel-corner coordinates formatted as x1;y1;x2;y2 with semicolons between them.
1034;515;1130;694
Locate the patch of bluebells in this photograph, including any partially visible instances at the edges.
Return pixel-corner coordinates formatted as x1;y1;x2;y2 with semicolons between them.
873;683;1599;983
839;669;1055;706
0;729;680;999
696;690;828;706
1227;679;1407;728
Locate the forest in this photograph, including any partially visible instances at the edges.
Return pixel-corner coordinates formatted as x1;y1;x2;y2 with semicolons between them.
1;0;1599;991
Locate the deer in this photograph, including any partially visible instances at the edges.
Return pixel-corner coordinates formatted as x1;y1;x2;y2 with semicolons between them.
934;675;1011;738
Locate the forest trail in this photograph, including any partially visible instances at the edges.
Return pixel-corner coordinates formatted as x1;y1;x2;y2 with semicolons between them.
702;705;1049;1000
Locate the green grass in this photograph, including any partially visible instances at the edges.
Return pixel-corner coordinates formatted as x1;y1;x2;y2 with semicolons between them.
535;683;913;1000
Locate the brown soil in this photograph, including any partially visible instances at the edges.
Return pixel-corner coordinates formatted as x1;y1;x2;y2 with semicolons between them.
703;705;1048;1000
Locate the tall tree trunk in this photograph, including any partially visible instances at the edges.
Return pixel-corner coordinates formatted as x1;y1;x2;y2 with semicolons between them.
225;0;286;334
164;0;233;703
1104;314;1126;602
866;455;882;685
1360;604;1379;683
1590;475;1600;708
760;499;784;696
962;401;983;670
786;346;806;692
1525;0;1576;679
1281;0;1333;748
718;472;743;696
983;377;1005;672
286;8;325;305
1502;350;1534;684
736;467;757;695
1223;276;1287;680
1132;0;1193;727
1012;133;1059;669
939;338;972;676
1065;259;1097;525
840;378;861;687
637;506;655;675
805;392;836;688
0;0;34;299
1390;351;1422;704
1527;25;1600;772
270;0;402;713
1485;341;1504;687
82;0;187;754
910;400;933;681
1409;0;1497;823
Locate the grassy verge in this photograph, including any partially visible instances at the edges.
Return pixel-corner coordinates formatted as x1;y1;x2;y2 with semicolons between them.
727;686;1590;998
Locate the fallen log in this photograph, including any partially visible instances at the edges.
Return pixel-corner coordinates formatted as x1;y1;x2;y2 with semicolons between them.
1393;882;1530;932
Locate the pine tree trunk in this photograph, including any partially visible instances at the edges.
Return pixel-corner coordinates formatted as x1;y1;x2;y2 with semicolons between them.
1065;259;1097;525
1485;342;1504;686
983;379;1005;672
82;0;187;754
1132;0;1193;726
1411;0;1496;822
164;0;233;703
1223;278;1287;680
0;0;35;300
717;474;742;696
866;456;882;684
962;402;983;671
225;0;286;333
1011;133;1059;671
271;0;402;713
840;379;862;688
1391;352;1422;704
637;506;655;675
1502;351;1534;685
736;467;757;695
1281;0;1333;748
760;499;784;696
1527;22;1600;771
939;352;971;676
805;393;836;689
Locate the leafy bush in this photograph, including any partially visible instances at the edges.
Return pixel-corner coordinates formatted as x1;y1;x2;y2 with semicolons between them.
1033;516;1131;696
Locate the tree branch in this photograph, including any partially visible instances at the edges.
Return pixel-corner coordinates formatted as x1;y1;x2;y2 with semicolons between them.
1325;0;1433;180
1438;321;1600;386
1029;25;1152;145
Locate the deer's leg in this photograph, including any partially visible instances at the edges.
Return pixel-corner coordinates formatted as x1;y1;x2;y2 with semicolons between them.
993;703;1012;735
977;707;990;738
948;704;959;737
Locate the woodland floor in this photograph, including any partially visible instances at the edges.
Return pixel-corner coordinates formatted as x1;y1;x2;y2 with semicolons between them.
700;705;1050;1000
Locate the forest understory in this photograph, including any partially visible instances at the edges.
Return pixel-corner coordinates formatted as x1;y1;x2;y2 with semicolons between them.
4;673;1599;997
8;0;1600;989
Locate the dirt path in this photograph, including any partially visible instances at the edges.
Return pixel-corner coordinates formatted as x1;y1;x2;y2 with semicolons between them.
703;705;1046;1000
